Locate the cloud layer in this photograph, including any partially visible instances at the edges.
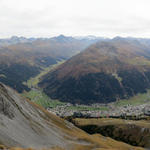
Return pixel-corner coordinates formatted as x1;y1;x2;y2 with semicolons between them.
1;0;150;38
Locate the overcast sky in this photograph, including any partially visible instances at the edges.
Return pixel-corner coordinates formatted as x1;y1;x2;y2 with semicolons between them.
1;0;150;38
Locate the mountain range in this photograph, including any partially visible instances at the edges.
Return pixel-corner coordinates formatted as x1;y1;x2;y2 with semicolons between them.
0;35;100;92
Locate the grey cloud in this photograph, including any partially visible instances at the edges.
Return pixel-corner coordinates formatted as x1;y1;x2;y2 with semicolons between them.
0;0;150;38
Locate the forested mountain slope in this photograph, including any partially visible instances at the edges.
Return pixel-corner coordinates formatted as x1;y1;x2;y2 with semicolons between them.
40;38;150;104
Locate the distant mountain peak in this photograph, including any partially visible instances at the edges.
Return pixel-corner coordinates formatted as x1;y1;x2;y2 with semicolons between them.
58;34;66;38
51;34;74;42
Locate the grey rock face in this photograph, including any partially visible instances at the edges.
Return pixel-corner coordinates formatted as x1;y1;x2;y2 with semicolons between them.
0;95;14;119
0;83;84;149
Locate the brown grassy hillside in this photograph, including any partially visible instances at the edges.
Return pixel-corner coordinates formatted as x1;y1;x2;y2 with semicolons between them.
72;118;150;148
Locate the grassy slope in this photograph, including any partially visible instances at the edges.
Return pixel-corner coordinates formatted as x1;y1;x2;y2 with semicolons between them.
72;118;150;128
22;61;66;108
22;90;64;108
23;61;64;88
115;89;150;106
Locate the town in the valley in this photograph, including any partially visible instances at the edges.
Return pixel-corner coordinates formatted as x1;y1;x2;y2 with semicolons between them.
47;102;150;119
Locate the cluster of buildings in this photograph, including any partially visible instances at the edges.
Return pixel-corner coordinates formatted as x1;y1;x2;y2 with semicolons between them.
47;102;150;118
